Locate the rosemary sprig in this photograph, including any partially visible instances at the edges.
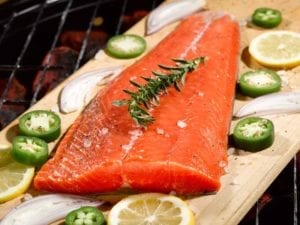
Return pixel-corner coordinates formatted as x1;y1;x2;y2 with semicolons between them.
112;57;206;126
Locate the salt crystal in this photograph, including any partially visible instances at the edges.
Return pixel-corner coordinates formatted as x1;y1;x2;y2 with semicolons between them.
218;160;227;168
83;138;92;148
100;127;109;135
121;129;143;153
177;120;187;128
198;91;204;97
122;144;132;152
227;147;235;155
23;193;33;201
229;179;239;185
223;166;229;174
156;128;165;135
50;104;59;113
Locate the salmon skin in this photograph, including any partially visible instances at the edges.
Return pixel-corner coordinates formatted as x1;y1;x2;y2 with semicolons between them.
34;11;240;194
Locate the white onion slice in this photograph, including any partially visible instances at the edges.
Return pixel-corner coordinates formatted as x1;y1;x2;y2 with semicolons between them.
146;0;206;35
59;65;123;113
0;194;104;225
234;91;300;118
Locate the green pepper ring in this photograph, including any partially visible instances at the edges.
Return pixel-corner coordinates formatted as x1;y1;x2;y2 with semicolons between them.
233;117;274;152
19;110;61;142
238;69;281;98
251;7;282;29
105;34;147;59
65;206;105;225
11;136;49;167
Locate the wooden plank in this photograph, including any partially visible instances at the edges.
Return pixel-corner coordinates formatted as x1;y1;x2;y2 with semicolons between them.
1;0;300;224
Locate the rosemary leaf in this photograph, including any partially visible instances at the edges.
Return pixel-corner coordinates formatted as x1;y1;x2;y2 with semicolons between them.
113;56;205;126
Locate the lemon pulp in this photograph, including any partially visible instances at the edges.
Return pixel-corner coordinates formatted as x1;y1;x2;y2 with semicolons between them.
0;147;34;203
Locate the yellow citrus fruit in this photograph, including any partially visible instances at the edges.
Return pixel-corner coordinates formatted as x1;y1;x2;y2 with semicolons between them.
108;193;195;225
0;146;35;203
249;31;300;68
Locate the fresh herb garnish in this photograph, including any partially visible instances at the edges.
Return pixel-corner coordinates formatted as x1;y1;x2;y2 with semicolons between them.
112;57;206;126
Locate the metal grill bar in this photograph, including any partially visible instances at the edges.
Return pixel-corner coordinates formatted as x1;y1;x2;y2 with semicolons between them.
0;1;47;110
0;64;63;71
255;202;260;225
30;0;74;105
0;14;15;47
74;0;103;71
294;156;298;225
115;0;129;35
0;0;113;39
2;99;31;105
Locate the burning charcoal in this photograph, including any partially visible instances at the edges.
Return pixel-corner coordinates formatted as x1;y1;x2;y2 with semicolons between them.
32;46;78;98
60;30;108;62
0;77;27;129
121;10;149;32
0;108;24;130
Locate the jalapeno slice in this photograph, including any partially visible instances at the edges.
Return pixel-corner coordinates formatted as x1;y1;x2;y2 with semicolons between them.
233;117;274;152
65;206;105;225
251;7;282;28
19;110;61;142
238;69;281;97
11;136;49;166
106;34;146;59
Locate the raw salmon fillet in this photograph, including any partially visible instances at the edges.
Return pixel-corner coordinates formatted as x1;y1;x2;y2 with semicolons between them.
34;11;240;194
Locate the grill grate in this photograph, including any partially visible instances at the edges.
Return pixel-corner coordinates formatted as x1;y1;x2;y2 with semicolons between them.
0;1;298;224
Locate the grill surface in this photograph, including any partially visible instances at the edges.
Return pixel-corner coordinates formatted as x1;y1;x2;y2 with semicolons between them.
0;0;298;224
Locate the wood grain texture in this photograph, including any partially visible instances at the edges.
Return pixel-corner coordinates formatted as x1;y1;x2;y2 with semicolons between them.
1;0;300;224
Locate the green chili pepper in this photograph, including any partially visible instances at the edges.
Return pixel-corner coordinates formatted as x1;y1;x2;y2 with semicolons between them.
11;136;49;166
19;110;61;142
65;206;105;225
251;7;282;28
238;69;281;97
106;34;146;59
233;117;274;152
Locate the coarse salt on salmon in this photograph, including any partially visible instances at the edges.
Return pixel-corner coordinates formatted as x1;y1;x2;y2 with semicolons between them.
34;11;240;194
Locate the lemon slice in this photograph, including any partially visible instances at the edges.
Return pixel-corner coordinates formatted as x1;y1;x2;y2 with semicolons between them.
108;193;195;225
0;147;35;203
249;31;300;68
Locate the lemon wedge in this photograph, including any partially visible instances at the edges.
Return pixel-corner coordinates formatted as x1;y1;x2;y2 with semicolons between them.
108;193;195;225
0;147;35;203
249;31;300;68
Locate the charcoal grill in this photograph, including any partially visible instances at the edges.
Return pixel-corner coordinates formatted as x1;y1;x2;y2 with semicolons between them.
0;0;298;224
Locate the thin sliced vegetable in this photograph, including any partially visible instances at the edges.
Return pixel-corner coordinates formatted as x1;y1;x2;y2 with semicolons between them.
146;0;206;35
0;147;34;203
234;91;300;118
233;117;274;152
106;34;146;59
238;69;281;97
11;136;49;167
19;110;61;142
60;66;123;113
249;31;300;68
251;7;282;28
0;194;104;225
108;193;195;225
65;206;105;225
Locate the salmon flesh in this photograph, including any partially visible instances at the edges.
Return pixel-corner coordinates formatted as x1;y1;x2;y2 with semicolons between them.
34;11;240;194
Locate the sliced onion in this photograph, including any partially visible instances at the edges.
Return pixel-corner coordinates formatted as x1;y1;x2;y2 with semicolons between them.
234;91;300;118
0;194;103;225
59;65;123;113
146;0;206;35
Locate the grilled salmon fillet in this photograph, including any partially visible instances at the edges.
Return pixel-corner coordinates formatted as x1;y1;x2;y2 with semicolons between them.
34;11;240;194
